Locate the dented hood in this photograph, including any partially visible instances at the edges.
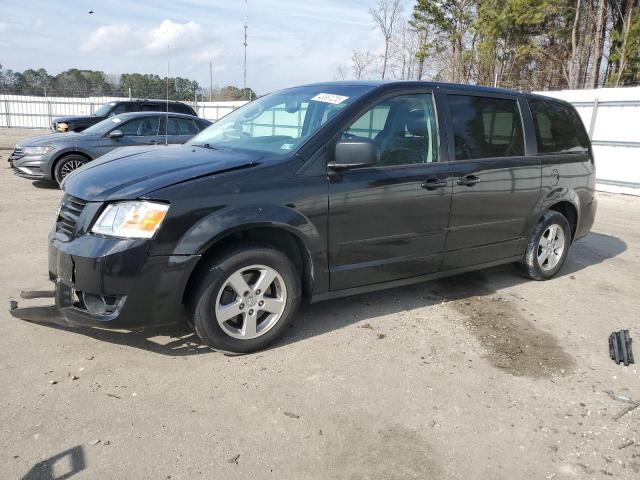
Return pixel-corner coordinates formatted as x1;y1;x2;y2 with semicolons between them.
62;144;261;201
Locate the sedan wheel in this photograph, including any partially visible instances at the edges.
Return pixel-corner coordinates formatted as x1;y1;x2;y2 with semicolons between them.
53;154;88;185
60;159;84;178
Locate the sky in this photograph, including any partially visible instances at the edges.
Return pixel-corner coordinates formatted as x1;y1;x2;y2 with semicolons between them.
0;0;386;94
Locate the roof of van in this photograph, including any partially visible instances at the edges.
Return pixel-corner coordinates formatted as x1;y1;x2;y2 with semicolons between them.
295;80;571;104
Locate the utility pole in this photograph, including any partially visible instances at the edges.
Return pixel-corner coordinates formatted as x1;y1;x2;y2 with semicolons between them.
209;60;213;101
243;0;248;90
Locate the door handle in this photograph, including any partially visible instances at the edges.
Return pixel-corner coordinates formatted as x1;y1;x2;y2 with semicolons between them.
457;175;480;187
147;140;158;144
421;178;447;190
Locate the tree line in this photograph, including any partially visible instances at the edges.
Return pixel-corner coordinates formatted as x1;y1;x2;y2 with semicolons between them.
339;0;640;90
0;65;255;101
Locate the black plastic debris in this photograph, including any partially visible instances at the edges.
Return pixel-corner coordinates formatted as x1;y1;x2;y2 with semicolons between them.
609;330;634;366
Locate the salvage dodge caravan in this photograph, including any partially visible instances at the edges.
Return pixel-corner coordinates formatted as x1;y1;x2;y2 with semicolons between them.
17;82;597;352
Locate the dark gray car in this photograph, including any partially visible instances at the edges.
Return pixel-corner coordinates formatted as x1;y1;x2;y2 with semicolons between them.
10;112;211;184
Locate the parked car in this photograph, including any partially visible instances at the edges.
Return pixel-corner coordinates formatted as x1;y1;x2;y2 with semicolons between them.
15;81;596;353
51;99;198;133
10;112;211;184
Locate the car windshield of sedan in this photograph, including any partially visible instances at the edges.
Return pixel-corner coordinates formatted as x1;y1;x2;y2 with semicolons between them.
82;116;125;135
189;85;374;156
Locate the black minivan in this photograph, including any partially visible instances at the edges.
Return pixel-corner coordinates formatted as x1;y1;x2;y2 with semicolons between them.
16;81;597;352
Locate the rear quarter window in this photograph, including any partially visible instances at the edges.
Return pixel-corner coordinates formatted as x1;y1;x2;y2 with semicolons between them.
528;99;589;154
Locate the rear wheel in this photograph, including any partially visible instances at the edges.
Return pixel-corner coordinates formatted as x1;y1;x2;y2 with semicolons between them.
516;210;571;280
53;154;87;184
187;244;301;353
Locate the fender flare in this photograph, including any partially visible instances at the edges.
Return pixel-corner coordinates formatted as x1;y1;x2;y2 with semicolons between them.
172;203;323;258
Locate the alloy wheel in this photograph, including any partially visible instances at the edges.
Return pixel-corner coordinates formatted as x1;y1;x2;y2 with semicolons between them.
60;160;84;178
214;264;287;340
537;224;566;271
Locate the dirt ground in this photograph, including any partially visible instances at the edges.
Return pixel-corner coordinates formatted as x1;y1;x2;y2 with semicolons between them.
0;129;639;479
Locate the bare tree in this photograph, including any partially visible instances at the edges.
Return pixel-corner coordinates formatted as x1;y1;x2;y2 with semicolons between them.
351;50;377;79
370;0;404;79
590;0;607;88
333;64;349;80
389;21;422;80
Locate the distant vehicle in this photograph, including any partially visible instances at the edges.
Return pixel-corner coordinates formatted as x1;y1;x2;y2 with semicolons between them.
15;81;596;353
51;99;198;133
10;112;211;184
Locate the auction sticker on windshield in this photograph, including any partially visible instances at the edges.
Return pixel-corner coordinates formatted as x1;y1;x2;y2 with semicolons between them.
311;93;349;104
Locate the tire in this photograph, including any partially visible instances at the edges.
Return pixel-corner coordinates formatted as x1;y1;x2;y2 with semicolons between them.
186;243;301;353
53;154;88;184
516;210;572;280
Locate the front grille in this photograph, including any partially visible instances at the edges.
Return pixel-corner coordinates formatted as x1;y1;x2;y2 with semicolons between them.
9;147;24;162
56;194;87;239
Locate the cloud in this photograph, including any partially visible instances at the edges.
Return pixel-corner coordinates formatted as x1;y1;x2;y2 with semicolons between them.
146;19;203;53
190;45;225;65
81;24;134;52
0;22;9;33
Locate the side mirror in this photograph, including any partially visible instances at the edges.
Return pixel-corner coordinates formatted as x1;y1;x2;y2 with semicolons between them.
109;129;124;139
329;138;379;170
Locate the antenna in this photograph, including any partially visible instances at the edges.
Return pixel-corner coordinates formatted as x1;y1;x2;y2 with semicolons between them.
166;44;170;146
243;0;248;90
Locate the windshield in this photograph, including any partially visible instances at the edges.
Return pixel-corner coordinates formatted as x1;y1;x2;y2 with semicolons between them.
94;102;115;116
189;85;374;155
82;115;126;135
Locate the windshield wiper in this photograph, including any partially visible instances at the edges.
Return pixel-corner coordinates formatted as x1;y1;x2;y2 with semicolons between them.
192;143;218;150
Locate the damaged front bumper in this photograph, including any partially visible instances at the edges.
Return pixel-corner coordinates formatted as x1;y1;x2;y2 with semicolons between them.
10;232;200;330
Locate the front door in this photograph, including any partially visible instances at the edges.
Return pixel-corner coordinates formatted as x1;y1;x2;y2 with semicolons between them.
441;92;541;270
328;92;452;291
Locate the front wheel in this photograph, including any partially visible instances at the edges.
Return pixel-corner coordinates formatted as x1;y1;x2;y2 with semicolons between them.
516;210;571;280
187;244;301;353
53;154;87;184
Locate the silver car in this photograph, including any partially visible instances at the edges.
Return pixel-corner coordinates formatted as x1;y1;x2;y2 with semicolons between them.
9;112;211;185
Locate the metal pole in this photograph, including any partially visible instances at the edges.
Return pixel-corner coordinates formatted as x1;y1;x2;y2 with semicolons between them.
4;99;10;128
209;60;213;102
166;46;170;146
243;0;248;90
588;97;599;140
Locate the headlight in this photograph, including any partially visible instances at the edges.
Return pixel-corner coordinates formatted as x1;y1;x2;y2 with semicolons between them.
91;201;169;239
22;146;54;155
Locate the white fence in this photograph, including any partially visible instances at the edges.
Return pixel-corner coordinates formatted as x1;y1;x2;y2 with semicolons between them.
0;94;248;129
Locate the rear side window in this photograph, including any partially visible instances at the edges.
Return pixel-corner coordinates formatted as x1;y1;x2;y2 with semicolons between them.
166;118;199;135
139;103;161;112
529;99;589;154
448;94;524;160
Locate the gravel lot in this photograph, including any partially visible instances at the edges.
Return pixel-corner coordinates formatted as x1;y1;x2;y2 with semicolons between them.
0;129;639;479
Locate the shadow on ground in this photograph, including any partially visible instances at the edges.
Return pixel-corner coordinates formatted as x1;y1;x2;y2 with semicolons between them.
18;232;626;362
22;445;85;480
31;179;59;190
